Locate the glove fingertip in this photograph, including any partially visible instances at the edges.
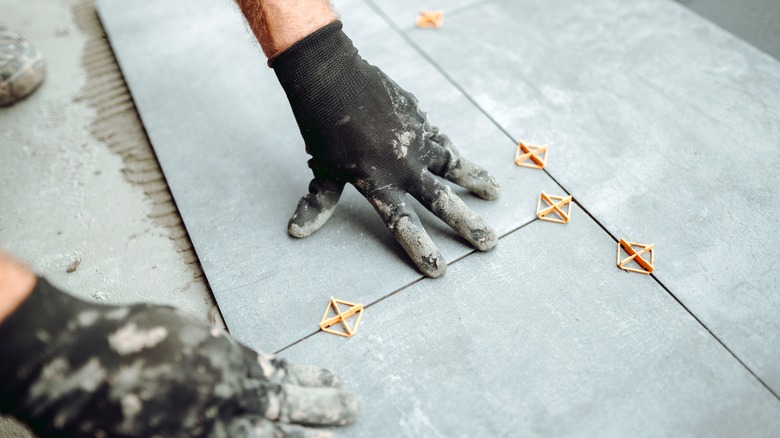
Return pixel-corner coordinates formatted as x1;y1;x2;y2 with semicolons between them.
477;179;501;201
473;225;498;252
288;219;315;238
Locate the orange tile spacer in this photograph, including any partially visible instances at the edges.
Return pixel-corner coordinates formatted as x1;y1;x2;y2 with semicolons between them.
536;192;572;224
515;141;548;169
416;10;445;29
319;297;363;338
617;239;655;274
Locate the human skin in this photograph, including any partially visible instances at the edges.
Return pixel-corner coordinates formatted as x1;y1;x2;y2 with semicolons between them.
0;251;36;323
234;0;337;58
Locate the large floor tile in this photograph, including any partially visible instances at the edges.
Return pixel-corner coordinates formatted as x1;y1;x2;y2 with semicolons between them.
97;0;560;352
284;203;780;436
408;0;780;392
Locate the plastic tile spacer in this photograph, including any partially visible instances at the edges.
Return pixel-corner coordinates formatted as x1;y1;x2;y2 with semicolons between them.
515;141;548;169
536;191;572;223
416;10;445;29
617;239;655;274
319;297;363;338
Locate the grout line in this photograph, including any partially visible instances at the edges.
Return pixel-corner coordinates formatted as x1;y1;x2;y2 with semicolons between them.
397;0;499;32
572;198;780;400
275;218;537;354
366;0;780;401
448;0;500;18
365;0;570;196
275;276;426;354
363;0;518;142
365;216;536;310
274;329;320;354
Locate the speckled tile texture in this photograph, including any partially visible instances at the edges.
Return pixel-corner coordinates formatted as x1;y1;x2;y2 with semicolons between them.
406;0;780;393
284;205;780;436
97;0;562;352
96;0;780;433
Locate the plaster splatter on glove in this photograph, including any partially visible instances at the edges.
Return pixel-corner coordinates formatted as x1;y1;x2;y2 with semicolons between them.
273;21;500;278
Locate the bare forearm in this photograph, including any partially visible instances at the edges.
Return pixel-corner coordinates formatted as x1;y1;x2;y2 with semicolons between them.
0;251;36;322
235;0;337;58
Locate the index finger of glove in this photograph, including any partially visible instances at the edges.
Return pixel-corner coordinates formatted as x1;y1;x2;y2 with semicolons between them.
357;182;447;278
288;177;345;238
426;131;500;200
239;381;359;427
242;346;343;389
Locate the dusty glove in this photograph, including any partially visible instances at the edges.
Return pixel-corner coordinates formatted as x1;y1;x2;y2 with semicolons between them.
273;21;500;278
0;278;358;437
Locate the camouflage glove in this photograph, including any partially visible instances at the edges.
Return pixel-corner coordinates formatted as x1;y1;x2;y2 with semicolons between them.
273;21;500;278
0;278;358;437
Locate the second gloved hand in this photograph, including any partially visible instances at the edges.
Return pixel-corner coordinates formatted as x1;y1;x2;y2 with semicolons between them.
0;278;358;437
272;21;500;278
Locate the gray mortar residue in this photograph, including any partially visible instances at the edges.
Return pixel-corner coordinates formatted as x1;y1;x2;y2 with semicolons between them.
393;216;446;278
288;200;337;238
71;0;222;326
430;185;497;252
108;323;169;355
262;354;343;388
278;385;359;427
444;157;500;200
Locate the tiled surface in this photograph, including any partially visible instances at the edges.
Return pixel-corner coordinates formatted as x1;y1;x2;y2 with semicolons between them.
675;0;780;60
98;0;780;432
408;0;780;392
284;204;780;436
97;0;561;352
368;0;489;30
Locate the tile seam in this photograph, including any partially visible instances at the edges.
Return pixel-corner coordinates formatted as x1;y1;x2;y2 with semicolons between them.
573;198;780;401
363;0;780;402
274;218;537;354
397;0;499;32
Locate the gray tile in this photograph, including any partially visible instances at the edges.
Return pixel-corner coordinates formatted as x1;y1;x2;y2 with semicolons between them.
408;0;780;392
284;203;780;437
368;0;489;31
675;0;780;60
96;0;560;352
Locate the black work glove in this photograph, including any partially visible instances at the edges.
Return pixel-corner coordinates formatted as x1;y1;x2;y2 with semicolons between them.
0;278;358;437
272;21;500;278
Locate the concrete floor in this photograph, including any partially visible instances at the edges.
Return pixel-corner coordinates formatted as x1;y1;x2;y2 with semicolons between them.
0;0;222;434
1;0;778;435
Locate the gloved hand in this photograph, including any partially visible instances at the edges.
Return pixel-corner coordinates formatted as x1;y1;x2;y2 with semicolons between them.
0;278;358;437
272;21;500;278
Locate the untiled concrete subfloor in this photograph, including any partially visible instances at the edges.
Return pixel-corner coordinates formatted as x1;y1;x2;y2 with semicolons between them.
96;0;780;435
0;0;222;434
